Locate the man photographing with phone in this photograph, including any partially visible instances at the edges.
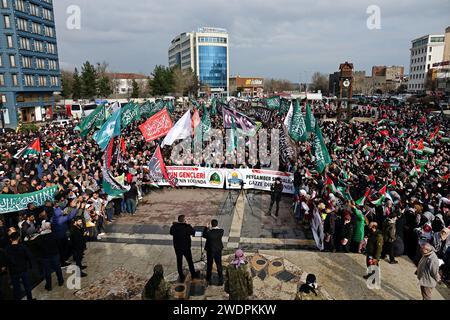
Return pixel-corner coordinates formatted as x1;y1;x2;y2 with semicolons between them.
203;219;224;286
170;215;197;283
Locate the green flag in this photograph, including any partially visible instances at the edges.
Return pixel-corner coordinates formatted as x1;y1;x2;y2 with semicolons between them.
289;99;307;142
121;102;141;128
94;109;122;151
201;104;211;134
265;96;281;110
314;122;332;173
227;117;237;153
211;98;218;116
75;104;106;137
0;186;58;214
164;100;175;114
279;98;290;116
415;159;429;166
305;104;316;133
141;101;153;118
371;195;385;206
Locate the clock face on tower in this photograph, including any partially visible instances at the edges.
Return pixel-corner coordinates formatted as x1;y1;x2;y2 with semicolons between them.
343;79;350;88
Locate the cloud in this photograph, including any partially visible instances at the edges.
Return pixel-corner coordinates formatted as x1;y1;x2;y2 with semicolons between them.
54;0;450;81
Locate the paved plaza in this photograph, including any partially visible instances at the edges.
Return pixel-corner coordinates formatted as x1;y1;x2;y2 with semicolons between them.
31;189;450;300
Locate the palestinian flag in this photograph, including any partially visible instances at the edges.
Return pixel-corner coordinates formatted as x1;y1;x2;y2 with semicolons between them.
49;143;64;154
101;152;130;196
441;137;450;143
14;138;41;159
120;137;126;156
442;173;450;181
390;180;397;186
105;138;114;169
416;165;426;174
76;149;85;160
415;159;429;166
148;182;160;188
356;189;371;206
326;176;337;194
305;168;312;179
353;137;363;145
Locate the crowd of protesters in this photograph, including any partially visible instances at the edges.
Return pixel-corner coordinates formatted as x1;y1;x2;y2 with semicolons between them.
289;103;450;299
0;97;448;300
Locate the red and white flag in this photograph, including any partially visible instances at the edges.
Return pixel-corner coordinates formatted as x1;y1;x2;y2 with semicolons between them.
139;108;173;142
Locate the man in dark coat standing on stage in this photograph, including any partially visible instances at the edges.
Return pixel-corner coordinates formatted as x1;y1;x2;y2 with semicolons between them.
267;178;284;217
170;215;197;282
203;219;224;286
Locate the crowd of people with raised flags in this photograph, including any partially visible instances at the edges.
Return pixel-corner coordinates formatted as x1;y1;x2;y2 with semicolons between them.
0;95;449;299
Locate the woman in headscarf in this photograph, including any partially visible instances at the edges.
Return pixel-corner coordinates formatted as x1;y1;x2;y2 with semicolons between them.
224;249;253;300
142;264;172;300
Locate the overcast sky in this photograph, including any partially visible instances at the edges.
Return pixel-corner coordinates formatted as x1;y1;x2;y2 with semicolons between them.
54;0;450;82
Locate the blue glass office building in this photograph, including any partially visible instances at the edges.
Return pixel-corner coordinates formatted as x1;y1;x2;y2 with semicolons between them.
198;45;227;90
0;0;61;128
169;27;229;96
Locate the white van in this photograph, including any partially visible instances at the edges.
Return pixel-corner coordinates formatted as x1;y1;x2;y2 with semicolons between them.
83;103;98;117
71;104;83;119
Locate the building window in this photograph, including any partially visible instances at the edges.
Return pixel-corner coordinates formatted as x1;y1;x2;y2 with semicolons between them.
1;0;8;8
50;76;58;86
0;74;4;86
47;43;56;54
21;56;32;68
38;76;47;86
3;15;10;28
7;35;13;48
36;58;46;69
19;37;31;50
31;22;41;34
42;8;53;21
429;47;432;52
43;26;55;38
17;17;28;31
48;59;58;70
429;55;431;61
12;74;19;86
0;55;2;67
427;64;430;71
24;74;34;86
9;55;16;68
29;4;40;17
34;40;44;52
14;0;26;12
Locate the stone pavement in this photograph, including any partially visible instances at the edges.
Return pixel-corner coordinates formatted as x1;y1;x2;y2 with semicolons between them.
29;189;450;300
32;241;450;300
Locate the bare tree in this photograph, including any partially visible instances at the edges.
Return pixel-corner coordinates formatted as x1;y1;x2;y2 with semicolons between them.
173;68;198;97
310;72;329;94
264;78;296;94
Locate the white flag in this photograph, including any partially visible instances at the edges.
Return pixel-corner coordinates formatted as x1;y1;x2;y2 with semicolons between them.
161;110;192;148
283;101;294;128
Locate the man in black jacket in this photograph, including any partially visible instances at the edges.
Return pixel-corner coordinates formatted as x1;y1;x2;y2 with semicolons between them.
36;222;65;291
170;215;197;282
267;178;284;217
70;217;87;277
5;232;34;300
203;219;224;285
